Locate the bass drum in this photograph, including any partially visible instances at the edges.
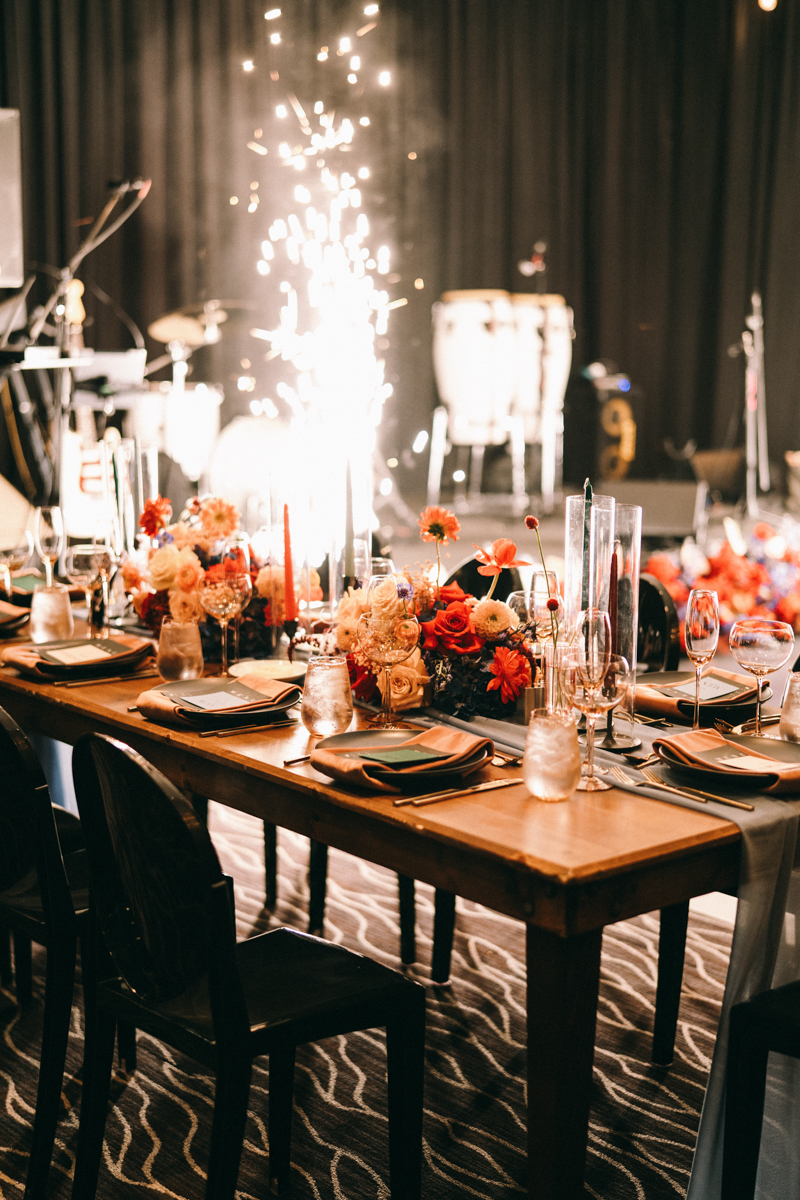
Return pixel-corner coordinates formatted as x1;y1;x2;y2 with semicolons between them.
432;290;516;446
638;574;680;673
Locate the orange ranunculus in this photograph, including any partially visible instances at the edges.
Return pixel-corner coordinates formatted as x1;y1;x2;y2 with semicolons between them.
421;601;483;655
473;539;530;577
487;646;531;704
417;505;461;544
139;495;172;537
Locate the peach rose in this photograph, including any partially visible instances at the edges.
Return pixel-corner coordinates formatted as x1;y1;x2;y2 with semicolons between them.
148;544;180;591
370;577;403;622
174;548;204;592
376;648;429;711
168;589;204;624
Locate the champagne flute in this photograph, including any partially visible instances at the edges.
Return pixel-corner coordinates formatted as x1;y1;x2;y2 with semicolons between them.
34;506;64;588
566;609;613;786
0;530;33;599
563;650;631;791
356;613;420;728
223;535;251;665
685;589;720;730
65;544;114;637
199;569;252;677
729;618;795;736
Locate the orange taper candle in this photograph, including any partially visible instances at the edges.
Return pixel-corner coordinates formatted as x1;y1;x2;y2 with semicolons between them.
283;503;298;621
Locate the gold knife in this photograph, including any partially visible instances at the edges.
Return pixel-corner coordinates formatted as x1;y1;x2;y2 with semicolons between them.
393;778;522;808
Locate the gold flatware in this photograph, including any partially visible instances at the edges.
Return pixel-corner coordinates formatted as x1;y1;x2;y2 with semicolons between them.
284;754;311;766
609;764;754;811
393;777;522;808
52;668;159;688
198;719;298;738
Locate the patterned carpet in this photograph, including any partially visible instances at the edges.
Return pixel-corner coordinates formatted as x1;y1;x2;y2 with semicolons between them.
0;802;733;1199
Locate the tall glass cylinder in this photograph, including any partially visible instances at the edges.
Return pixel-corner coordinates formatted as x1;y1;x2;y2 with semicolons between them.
563;493;616;636
609;503;642;742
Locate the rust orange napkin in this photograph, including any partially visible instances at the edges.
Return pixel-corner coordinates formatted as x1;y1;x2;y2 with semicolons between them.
0;634;153;680
637;668;757;723
653;728;800;795
310;725;494;795
136;674;301;728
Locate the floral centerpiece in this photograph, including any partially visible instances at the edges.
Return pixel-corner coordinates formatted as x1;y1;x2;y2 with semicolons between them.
124;494;321;660
330;507;538;718
644;520;800;646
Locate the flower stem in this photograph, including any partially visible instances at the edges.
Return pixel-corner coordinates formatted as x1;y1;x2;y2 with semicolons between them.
435;541;441;601
485;573;498;600
534;525;559;646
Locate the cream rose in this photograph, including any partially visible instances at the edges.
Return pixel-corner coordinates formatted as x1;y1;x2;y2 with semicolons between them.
377;648;430;711
370;577;403;622
168;589;204;624
174;548;204;592
337;586;371;622
148;544;180;591
336;615;360;653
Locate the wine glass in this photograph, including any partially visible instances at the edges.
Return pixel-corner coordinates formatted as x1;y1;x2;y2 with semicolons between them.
729;618;795;736
356;612;420;728
685;589;720;730
0;530;33;599
563;650;631;791
199;568;252;677
34;506;64;588
65;545;114;637
223;535;251;665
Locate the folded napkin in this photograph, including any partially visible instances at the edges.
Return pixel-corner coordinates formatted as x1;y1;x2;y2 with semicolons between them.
310;725;494;795
136;674;302;729
637;668;757;724
0;599;26;623
653;728;800;794
0;634;154;680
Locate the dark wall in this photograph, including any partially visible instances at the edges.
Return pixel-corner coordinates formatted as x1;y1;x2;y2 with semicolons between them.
2;0;799;491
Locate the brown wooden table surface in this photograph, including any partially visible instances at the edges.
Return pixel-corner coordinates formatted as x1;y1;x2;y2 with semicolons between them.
0;665;741;1200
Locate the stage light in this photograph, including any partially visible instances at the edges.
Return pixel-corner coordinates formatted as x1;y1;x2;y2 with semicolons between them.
414;278;424;289
453;470;466;483
230;196;239;205
270;32;281;44
350;56;361;69
379;477;393;496
358;167;369;178
618;378;631;392
348;74;357;83
759;0;777;9
238;376;256;392
317;49;328;61
340;37;351;52
364;4;379;13
407;151;417;160
359;116;370;126
242;60;255;71
256;260;270;275
379;70;390;86
387;457;399;467
276;104;287;117
412;431;429;453
314;101;324;114
264;8;281;18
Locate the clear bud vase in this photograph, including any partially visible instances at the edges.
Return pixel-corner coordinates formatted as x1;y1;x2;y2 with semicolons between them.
544;642;569;715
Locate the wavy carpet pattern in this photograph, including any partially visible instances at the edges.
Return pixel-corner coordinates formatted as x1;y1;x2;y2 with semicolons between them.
0;802;733;1198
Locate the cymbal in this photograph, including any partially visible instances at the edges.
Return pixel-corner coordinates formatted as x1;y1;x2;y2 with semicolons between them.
177;300;257;317
147;314;207;347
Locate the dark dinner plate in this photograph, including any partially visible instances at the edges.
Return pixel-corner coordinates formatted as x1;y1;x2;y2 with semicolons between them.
657;742;787;791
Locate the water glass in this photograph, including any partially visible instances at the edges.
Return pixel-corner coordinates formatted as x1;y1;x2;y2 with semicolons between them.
780;673;800;743
157;620;204;682
300;655;354;737
523;709;582;802
30;586;74;643
685;589;720;730
34;506;64;588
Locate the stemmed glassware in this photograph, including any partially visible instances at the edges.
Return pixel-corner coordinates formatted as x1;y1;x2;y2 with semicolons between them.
0;530;33;599
33;506;64;588
685;589;720;730
199;558;253;677
562;609;631;791
65;544;115;637
224;534;251;665
729;618;795;736
357;578;419;727
530;570;563;635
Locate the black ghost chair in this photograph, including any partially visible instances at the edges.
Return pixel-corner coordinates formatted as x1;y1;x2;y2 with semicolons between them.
71;732;425;1200
0;706;134;1200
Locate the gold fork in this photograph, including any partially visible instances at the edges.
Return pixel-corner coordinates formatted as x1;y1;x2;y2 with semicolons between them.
640;767;753;811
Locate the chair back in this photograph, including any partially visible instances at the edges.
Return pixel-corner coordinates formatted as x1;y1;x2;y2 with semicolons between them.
0;706;74;928
72;733;227;1005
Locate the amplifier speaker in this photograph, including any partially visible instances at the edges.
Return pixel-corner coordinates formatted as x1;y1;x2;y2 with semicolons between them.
599;479;707;540
0;110;23;288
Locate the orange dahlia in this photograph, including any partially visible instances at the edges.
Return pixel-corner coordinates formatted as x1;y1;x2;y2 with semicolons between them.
199;496;240;539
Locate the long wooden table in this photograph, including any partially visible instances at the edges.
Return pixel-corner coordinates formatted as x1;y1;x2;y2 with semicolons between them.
0;667;742;1199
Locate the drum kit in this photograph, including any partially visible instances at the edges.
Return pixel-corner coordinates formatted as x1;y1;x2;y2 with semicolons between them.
429;288;574;514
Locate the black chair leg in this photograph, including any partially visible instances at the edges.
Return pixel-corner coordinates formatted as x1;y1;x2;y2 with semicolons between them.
0;926;11;986
116;1021;137;1075
386;991;426;1200
722;1007;770;1200
398;875;416;965
431;890;457;985
268;1044;296;1196
308;840;328;935
13;931;33;1005
191;794;209;826
652;900;690;1065
71;1007;116;1200
207;1055;252;1200
263;821;278;910
23;939;76;1200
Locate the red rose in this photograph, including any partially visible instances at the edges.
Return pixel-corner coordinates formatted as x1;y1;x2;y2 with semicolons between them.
347;654;379;702
438;581;469;605
421;601;483;655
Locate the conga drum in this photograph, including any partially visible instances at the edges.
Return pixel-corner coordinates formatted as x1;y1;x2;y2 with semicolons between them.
432;290;516;446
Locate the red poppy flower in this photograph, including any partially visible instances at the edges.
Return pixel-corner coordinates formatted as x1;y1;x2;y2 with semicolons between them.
421;601;483;655
487;646;531;704
139;495;172;537
473;539;530;577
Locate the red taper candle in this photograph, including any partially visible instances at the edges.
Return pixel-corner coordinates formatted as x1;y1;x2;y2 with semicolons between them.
283;504;298;622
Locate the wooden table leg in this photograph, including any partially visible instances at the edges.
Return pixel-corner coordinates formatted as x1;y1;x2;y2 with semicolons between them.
526;924;602;1200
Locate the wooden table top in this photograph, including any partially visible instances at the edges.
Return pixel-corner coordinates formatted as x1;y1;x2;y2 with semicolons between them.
0;665;741;935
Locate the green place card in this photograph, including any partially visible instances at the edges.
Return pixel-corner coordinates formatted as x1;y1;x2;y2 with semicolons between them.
356;746;451;769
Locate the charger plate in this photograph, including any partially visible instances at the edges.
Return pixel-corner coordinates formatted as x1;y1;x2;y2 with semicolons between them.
317;728;491;791
229;659;306;683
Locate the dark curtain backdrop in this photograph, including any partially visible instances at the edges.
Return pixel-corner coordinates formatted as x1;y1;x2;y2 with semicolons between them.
1;0;799;491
